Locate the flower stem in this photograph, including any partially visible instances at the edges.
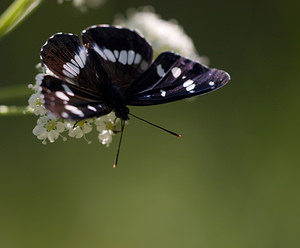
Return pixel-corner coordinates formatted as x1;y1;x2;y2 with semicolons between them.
0;105;33;116
0;0;43;39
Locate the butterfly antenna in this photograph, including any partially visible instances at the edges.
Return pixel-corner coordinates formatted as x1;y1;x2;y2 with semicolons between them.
128;113;181;137
113;120;125;168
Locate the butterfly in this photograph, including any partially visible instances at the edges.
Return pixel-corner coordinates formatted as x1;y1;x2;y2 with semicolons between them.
39;24;230;166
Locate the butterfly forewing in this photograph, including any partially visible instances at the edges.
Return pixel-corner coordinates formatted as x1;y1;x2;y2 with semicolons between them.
81;25;153;91
40;33;108;95
125;52;230;106
40;75;112;119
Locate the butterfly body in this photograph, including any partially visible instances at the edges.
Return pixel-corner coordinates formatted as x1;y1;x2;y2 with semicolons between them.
103;83;129;120
39;25;230;122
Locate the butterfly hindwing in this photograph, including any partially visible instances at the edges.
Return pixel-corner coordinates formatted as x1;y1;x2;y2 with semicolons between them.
40;33;109;95
125;52;230;106
40;75;112;119
81;25;153;91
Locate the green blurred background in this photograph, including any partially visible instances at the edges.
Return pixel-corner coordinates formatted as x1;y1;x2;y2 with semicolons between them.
0;0;299;247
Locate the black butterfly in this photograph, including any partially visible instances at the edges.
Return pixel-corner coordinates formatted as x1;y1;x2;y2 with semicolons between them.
39;24;230;166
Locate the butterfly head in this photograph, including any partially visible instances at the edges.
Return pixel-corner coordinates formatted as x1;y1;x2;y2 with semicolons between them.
114;106;130;120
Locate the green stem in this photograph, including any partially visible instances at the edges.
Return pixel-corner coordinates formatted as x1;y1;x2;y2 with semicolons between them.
0;105;33;116
0;0;43;39
0;84;32;101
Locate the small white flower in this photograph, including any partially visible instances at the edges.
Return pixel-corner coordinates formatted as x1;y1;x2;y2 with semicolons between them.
65;119;93;143
33;116;66;144
28;93;46;116
94;112;118;147
98;129;114;146
94;112;117;132
114;7;208;64
35;63;46;74
69;126;84;138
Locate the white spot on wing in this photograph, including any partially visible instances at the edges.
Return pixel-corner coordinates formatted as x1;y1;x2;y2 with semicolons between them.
209;81;215;86
79;47;87;65
65;105;84;117
63;64;77;77
71;59;79;67
66;62;80;75
160;90;166;97
87;105;97;112
93;44;107;60
114;50;119;59
62;84;74;96
55;91;70;101
183;79;194;88
103;49;116;62
61;112;69;118
119;50;127;65
127;50;135;65
171;67;181;78
75;54;84;68
62;69;75;78
156;64;165;77
186;84;196;91
134;53;142;64
183;79;196;92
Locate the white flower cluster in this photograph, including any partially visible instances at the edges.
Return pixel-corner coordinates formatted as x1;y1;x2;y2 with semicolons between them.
28;68;118;146
114;7;208;64
57;0;106;12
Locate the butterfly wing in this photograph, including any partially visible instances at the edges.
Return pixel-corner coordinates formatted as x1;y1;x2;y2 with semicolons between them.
40;33;109;95
40;75;112;119
81;25;153;91
125;52;231;106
